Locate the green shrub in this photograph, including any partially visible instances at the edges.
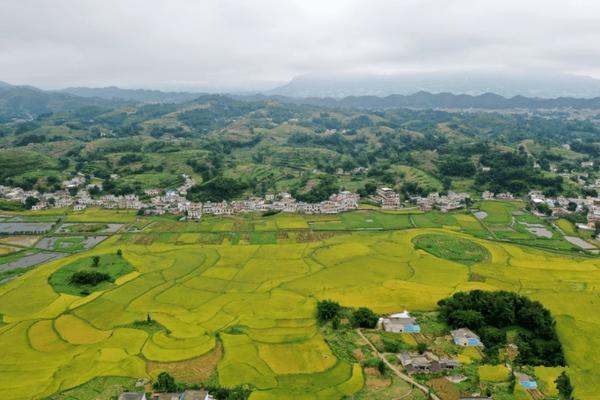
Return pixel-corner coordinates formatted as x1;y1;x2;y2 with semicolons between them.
317;300;341;322
69;270;112;286
351;307;378;328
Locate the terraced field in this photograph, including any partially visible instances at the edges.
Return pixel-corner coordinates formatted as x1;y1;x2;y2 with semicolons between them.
0;212;599;399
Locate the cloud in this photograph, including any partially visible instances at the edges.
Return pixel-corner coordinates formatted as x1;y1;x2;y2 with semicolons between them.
1;0;600;90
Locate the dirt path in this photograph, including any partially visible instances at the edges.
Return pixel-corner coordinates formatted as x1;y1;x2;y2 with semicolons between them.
357;328;440;400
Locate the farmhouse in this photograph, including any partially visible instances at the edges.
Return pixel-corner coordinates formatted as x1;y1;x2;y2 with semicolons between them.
119;393;146;400
482;191;494;200
144;188;161;196
398;351;460;374
151;394;181;400
495;192;514;200
451;328;483;347
181;390;210;400
515;372;538;389
373;187;401;209
379;310;421;333
31;203;47;211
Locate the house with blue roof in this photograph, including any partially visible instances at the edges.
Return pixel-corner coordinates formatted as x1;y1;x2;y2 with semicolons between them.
451;328;483;347
515;372;538;389
380;310;421;333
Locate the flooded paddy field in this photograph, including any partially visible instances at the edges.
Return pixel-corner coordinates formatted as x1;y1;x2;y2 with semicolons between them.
0;251;67;272
0;222;55;234
35;236;107;252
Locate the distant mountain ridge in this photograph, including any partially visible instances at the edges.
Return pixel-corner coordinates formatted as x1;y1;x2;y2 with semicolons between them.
61;86;205;103
0;82;124;121
4;78;600;122
242;91;600;110
268;71;600;99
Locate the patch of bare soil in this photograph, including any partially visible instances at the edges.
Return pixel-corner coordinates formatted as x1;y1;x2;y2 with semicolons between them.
0;235;39;247
367;333;384;351
364;367;392;388
352;348;365;362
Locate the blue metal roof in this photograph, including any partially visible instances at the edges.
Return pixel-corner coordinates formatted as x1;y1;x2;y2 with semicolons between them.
403;324;421;332
520;380;538;389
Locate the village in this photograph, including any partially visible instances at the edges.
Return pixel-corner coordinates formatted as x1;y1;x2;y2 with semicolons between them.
3;172;600;233
0;174;473;220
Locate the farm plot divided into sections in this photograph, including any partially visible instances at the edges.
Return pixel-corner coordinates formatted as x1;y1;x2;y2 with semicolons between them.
0;225;599;399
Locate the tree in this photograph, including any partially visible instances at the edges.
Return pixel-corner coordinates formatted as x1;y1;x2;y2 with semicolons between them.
351;307;378;328
448;309;485;330
417;343;428;354
24;196;38;210
153;372;177;392
147;313;152;323
92;256;100;268
69;270;111;286
316;300;341;322
364;182;377;196
331;315;340;330
536;202;552;216
117;249;123;257
555;371;574;400
206;384;252;400
438;290;564;366
377;359;386;375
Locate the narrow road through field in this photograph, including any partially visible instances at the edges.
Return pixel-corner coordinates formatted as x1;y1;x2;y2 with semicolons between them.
356;329;440;400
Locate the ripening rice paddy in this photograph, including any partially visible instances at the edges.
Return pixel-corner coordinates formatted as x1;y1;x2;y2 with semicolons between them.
0;217;599;399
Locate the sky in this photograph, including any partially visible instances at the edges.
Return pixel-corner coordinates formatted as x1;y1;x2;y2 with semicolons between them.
1;0;600;91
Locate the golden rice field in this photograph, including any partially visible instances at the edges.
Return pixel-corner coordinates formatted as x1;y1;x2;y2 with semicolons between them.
0;223;599;399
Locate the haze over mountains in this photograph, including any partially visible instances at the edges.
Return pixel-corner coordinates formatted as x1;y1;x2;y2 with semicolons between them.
267;71;600;99
4;70;600;121
61;87;203;104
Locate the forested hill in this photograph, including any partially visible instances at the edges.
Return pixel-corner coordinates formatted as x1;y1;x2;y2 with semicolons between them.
239;91;600;110
61;86;204;104
0;82;126;121
1;91;599;203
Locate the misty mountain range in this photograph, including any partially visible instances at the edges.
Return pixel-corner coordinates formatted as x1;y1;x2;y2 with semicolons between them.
4;71;600;121
61;86;203;104
267;71;600;99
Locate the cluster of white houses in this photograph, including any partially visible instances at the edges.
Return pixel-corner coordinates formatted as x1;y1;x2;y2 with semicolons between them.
0;181;363;219
0;172;475;219
370;187;471;212
411;190;471;212
527;190;600;230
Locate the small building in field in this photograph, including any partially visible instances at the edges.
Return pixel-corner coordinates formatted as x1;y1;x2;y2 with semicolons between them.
398;351;460;374
482;191;494;200
151;394;181;400
181;390;210;400
515;372;538;389
379;311;421;333
451;328;483;347
119;393;147;400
